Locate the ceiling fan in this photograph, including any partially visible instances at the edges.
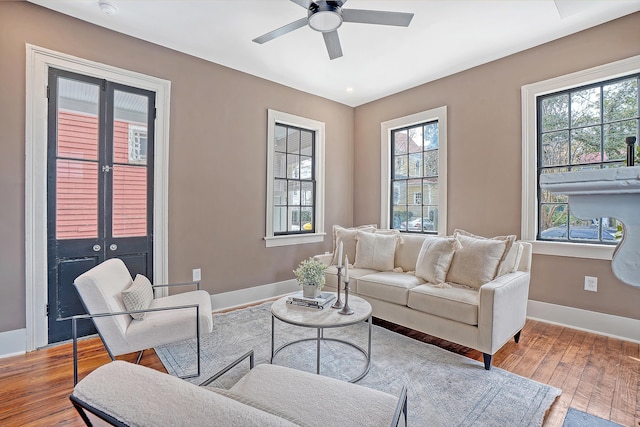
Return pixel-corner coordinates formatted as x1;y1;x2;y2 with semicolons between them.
252;0;414;60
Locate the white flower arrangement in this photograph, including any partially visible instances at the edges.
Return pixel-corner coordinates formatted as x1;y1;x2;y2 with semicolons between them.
293;258;327;288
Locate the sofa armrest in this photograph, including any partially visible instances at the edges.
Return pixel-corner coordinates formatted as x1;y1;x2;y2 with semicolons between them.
313;253;333;266
477;271;530;354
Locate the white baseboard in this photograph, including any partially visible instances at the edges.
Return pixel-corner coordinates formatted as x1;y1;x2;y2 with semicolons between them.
210;279;298;312
0;328;26;358
527;300;640;344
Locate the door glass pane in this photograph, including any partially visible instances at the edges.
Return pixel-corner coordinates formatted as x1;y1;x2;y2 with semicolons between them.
56;160;98;239
112;165;147;237
112;90;149;238
113;90;149;165
57;78;99;160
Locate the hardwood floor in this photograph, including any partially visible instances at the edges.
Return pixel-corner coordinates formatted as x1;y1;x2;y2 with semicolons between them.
0;318;638;426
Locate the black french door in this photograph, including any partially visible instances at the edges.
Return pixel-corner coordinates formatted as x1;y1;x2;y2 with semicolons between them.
47;68;155;343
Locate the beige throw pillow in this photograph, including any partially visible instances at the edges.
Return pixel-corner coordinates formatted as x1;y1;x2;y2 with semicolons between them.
121;274;154;320
454;229;517;276
446;233;508;289
353;231;398;271
414;236;460;284
331;225;376;265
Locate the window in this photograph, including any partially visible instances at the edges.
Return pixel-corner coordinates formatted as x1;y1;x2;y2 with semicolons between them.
381;107;447;235
522;55;640;259
265;110;325;247
128;124;148;165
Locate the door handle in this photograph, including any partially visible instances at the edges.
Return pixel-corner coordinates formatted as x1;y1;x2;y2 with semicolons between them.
92;244;101;252
109;244;118;251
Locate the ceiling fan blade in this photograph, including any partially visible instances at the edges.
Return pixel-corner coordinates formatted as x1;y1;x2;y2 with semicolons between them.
252;17;309;44
342;9;414;27
290;0;313;9
322;30;343;60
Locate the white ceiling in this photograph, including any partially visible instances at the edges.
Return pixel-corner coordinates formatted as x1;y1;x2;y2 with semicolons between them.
26;0;640;107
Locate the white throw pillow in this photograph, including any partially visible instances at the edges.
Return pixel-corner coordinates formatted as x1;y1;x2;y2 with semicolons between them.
446;233;508;289
414;236;460;284
121;274;154;320
353;231;398;271
454;229;517;276
331;225;376;265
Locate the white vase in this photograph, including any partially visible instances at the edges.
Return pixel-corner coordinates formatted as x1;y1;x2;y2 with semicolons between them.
302;284;320;299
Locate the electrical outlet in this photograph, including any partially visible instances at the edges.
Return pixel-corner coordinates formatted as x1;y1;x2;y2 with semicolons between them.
584;276;597;292
192;268;201;282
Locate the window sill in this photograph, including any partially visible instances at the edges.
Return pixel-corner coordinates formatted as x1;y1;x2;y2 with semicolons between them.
264;233;326;248
529;240;615;261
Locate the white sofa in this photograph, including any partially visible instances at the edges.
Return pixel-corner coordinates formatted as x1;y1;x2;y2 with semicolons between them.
316;226;532;369
71;352;407;427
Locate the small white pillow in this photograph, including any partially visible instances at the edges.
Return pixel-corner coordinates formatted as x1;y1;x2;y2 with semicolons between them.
454;229;517;276
121;274;154;320
331;225;376;265
353;231;398;271
414;236;460;284
446;233;508;289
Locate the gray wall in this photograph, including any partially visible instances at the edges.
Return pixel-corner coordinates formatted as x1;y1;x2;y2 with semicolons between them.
0;2;353;333
353;12;640;320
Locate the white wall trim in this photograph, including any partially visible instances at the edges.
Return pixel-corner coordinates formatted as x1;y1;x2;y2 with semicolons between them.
527;299;640;344
521;54;640;260
0;329;27;359
380;106;447;234
210;279;299;312
25;44;171;351
264;109;325;247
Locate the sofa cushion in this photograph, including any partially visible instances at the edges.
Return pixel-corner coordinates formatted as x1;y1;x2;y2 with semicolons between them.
414;236;460;284
354;231;398;271
121;274;154;320
454;229;517;277
395;233;429;272
446;233;508;289
357;272;425;305
229;364;401;427
324;265;379;294
408;284;479;325
331;225;376;265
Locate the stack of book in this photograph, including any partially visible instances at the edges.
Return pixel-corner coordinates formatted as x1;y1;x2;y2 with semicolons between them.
286;291;336;310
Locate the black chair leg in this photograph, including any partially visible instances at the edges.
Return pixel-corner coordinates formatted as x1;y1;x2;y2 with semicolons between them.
514;330;522;343
483;353;492;370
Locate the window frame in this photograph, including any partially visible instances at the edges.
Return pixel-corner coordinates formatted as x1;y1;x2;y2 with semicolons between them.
521;54;640;260
380;106;447;235
265;109;325;247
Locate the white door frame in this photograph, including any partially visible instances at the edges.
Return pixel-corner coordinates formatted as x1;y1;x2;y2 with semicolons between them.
25;45;171;350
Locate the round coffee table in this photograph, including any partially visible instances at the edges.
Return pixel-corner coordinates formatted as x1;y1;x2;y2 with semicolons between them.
270;293;372;383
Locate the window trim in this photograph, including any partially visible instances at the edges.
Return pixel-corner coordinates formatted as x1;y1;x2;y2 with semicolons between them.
380;106;447;235
265;109;325;247
521;54;640;260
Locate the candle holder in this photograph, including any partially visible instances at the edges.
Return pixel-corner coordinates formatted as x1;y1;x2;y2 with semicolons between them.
338;279;354;315
331;266;344;309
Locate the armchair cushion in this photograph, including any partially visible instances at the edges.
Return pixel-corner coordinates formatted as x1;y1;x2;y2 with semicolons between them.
121;274;153;320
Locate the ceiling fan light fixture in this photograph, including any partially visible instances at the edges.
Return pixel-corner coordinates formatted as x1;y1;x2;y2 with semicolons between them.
308;6;342;32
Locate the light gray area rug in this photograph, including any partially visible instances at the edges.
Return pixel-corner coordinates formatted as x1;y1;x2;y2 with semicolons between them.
155;302;561;426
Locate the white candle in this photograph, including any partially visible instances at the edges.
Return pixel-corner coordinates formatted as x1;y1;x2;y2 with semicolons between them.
344;255;349;282
337;241;343;268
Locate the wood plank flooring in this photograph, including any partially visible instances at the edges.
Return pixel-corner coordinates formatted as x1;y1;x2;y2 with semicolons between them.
0;318;638;426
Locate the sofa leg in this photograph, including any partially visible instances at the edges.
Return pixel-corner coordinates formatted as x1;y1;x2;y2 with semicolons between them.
482;353;492;370
514;330;522;343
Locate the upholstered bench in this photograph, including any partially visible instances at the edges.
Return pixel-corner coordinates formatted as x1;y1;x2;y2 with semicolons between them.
71;352;407;426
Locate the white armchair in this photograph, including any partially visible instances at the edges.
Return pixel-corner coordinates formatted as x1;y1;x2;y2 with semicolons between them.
70;258;213;383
